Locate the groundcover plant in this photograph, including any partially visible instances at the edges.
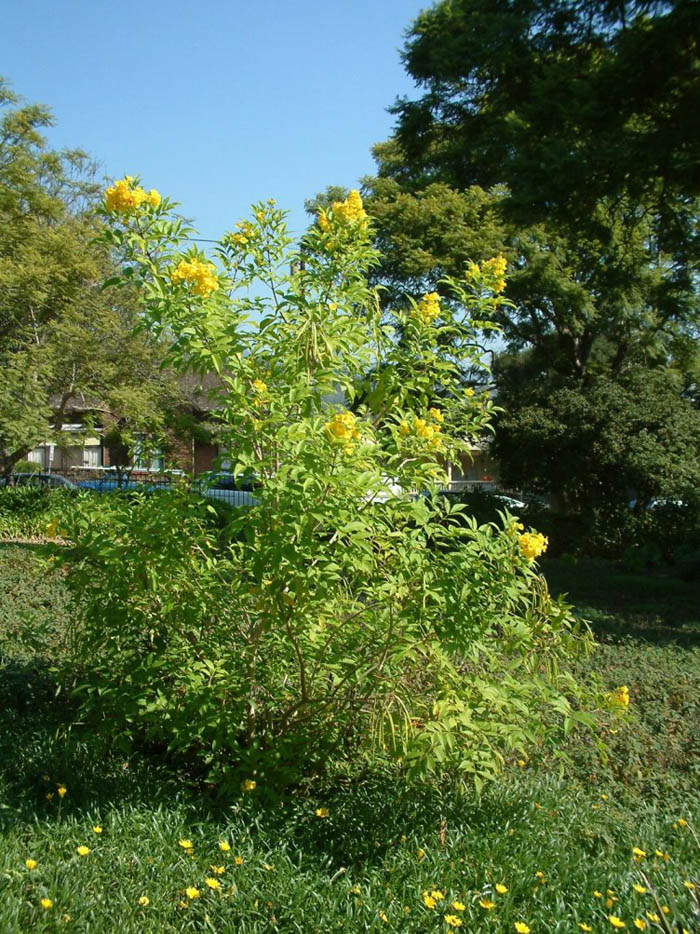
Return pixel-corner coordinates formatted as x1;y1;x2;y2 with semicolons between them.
61;178;609;793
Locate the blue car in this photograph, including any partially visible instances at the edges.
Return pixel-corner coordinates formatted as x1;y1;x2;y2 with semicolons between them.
76;477;142;493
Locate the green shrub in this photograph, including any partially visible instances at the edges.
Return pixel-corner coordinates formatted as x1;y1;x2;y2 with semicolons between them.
60;180;605;792
12;459;40;473
0;487;76;539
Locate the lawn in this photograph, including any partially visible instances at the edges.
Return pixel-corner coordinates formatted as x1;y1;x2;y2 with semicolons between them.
0;544;698;933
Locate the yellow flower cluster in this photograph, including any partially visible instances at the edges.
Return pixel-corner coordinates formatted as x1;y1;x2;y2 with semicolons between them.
171;259;219;298
611;685;630;708
465;255;507;294
518;531;548;560
415;292;441;326
324;411;361;453
412;416;443;451
104;176;160;213
398;410;444;451
318;190;368;231
229;220;259;246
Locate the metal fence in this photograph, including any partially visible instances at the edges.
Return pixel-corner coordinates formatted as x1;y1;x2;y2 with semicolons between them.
12;467;512;508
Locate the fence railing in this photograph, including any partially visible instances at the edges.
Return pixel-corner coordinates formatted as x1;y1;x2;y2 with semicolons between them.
30;467;507;506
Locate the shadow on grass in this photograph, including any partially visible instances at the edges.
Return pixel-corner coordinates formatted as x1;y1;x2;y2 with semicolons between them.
542;557;700;648
0;654;527;868
0;658;193;825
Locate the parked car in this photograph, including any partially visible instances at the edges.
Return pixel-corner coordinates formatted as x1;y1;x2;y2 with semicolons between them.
0;472;77;490
191;473;260;508
492;493;526;511
76;477;143;493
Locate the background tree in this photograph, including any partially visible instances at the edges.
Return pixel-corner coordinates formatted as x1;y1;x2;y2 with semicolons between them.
349;0;699;517
0;81;179;479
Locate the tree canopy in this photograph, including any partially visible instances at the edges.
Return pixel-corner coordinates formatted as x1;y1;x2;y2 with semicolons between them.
353;0;700;513
0;81;178;478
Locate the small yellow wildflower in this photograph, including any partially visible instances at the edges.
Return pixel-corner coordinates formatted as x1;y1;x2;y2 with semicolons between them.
646;913;660;923
315;807;329;818
661;907;670;915
25;858;37;870
251;381;267;396
677;818;687;828
579;925;593;932
607;897;618;909
147;189;161;208
379;910;389;922
479;898;496;910
632;847;646;860
93;826;102;834
242;779;257;791
451;901;466;911
138;896;150;907
429;408;444;423
179;839;193;850
495;884;508;894
594;891;603;898
683;880;696;890
430;890;444;900
465;387;475;397
612;686;630;708
185;887;200;900
417;848;425;860
514;924;531;934
351;885;361;895
633;920;646;931
535;871;546;883
633;884;646;894
204;877;221;890
234;855;243;865
76;846;90;856
609;917;626;929
445;916;462;927
46;792;53;801
219;841;230;852
57;785;67;798
263;862;274;871
601;793;609;800
423;893;436;909
40;898;53;910
211;865;225;874
518;759;527;767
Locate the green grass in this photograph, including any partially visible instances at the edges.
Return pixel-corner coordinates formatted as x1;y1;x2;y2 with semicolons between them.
0;545;698;933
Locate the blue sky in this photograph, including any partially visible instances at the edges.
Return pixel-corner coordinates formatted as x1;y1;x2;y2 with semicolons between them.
3;0;427;240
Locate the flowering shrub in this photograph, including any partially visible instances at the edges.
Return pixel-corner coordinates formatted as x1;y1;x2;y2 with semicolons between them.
62;181;603;791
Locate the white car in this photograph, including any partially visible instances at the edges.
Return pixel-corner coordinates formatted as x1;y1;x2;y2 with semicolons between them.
193;473;260;508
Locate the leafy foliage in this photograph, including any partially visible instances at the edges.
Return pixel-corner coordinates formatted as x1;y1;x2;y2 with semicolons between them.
59;183;601;791
0;81;180;479
345;0;700;541
0;547;698;932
